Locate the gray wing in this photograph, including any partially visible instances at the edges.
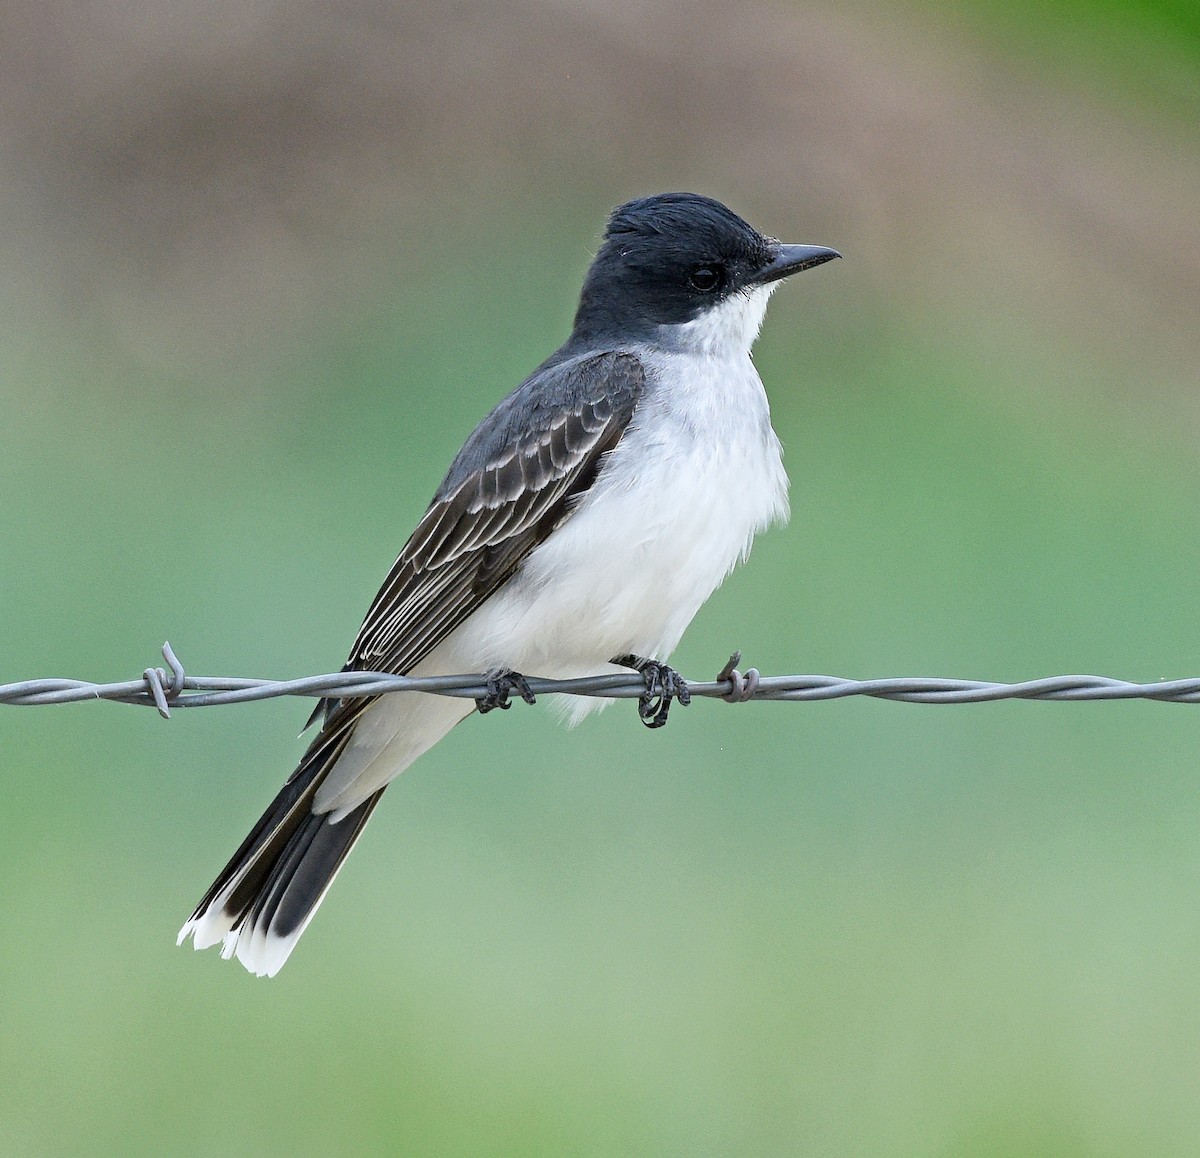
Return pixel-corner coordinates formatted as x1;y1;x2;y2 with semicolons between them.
185;351;644;958
346;348;644;682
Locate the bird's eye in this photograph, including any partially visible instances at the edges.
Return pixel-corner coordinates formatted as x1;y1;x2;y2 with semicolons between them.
688;264;725;293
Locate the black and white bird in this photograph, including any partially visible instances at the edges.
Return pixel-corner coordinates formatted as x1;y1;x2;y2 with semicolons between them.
178;192;840;976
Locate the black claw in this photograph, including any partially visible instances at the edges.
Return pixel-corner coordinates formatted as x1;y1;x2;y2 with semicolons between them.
476;668;537;714
612;654;691;729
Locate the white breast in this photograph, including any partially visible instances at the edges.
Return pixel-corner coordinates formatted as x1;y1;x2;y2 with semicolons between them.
436;300;791;716
315;289;793;813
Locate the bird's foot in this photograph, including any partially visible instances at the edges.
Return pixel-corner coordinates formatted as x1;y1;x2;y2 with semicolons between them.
475;668;537;714
611;654;691;729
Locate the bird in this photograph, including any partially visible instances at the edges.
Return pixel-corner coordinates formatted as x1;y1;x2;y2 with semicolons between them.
177;192;840;976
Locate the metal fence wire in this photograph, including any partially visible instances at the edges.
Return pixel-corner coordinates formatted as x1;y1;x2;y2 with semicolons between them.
2;643;1199;721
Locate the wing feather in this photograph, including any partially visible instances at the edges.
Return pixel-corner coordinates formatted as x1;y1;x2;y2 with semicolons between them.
346;349;644;680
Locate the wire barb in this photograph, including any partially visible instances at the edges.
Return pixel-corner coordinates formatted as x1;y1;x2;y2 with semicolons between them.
716;651;760;703
3;646;1200;715
142;642;187;719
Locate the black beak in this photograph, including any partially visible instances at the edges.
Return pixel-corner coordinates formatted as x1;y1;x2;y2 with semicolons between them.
749;243;842;286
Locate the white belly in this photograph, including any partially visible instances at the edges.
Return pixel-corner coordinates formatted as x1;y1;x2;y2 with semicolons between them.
431;346;789;713
316;347;789;817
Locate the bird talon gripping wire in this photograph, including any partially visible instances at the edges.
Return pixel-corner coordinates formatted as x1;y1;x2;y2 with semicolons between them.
613;654;692;729
475;667;537;714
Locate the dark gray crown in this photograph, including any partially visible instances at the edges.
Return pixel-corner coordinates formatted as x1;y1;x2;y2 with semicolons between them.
572;193;775;340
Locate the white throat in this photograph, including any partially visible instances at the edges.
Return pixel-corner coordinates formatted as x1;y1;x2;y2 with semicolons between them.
655;284;778;357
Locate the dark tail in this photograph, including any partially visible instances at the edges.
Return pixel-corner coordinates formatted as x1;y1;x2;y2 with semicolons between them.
178;708;382;977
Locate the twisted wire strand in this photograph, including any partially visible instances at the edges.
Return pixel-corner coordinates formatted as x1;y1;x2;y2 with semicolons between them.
1;643;1197;720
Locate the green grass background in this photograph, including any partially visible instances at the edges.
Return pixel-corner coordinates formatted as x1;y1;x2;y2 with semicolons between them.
1;3;1199;1154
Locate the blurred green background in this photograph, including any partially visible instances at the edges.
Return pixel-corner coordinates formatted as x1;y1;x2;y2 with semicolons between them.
1;2;1198;1154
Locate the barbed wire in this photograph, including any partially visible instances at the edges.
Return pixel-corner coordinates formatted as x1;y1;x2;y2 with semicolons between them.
1;643;1198;721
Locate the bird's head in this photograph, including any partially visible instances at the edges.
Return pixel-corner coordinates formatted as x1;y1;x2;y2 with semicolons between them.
572;192;840;354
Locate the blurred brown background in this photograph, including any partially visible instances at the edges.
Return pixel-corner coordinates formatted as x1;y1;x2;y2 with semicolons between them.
3;1;1196;379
